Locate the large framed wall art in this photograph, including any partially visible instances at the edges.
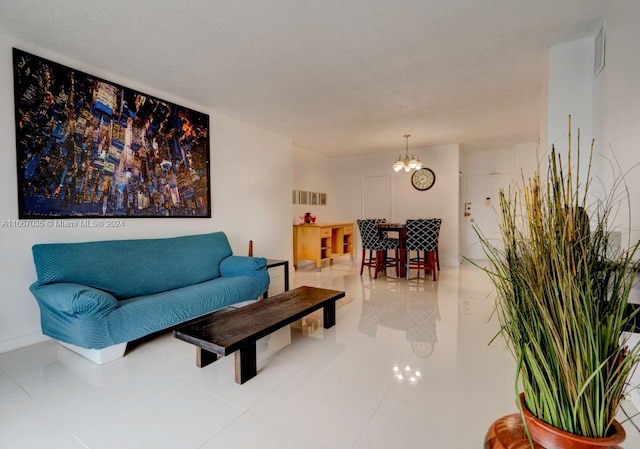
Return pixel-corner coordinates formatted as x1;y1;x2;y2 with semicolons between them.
12;48;211;218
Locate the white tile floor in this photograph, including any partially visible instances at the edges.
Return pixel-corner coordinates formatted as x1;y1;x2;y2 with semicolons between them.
1;260;639;449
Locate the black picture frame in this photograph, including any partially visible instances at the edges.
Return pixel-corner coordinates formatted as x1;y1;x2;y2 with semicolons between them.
12;48;211;218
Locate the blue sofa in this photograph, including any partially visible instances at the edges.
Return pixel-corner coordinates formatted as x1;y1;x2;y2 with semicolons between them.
29;232;269;364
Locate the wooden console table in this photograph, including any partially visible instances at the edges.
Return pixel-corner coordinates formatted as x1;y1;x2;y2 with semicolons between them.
293;222;355;271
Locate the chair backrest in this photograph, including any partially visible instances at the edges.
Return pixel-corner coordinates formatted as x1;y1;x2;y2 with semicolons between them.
375;218;389;238
357;218;386;249
405;219;442;251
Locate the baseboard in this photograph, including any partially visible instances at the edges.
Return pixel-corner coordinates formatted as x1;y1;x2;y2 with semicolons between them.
0;332;50;354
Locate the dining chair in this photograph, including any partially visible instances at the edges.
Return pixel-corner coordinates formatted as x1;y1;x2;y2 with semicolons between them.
356;219;400;279
405;218;442;281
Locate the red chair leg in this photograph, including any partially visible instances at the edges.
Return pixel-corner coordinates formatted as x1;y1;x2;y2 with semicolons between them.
424;251;429;278
428;250;437;281
395;249;399;277
405;249;411;278
360;248;366;275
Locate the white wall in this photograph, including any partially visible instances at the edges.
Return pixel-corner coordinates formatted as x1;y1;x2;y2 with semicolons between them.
547;2;640;248
292;144;334;225
538;57;550;157
461;143;538;179
332;144;460;267
597;0;640;247
546;35;597;209
547;36;595;158
546;2;640;411
599;0;640;412
514;142;541;176
0;34;293;352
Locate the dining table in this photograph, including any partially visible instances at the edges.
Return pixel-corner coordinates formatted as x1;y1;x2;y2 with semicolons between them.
376;223;407;278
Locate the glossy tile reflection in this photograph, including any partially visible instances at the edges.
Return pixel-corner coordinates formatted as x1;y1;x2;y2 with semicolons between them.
0;260;638;449
357;278;441;359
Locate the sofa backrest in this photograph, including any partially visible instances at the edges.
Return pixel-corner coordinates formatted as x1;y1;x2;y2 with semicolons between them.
32;232;233;299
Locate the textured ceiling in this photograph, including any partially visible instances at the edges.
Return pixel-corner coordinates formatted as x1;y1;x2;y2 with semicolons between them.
0;0;611;157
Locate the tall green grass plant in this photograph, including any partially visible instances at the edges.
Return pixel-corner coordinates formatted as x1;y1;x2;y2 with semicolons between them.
477;121;640;438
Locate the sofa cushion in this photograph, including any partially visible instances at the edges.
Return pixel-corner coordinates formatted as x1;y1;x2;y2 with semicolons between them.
105;275;269;345
32;232;233;299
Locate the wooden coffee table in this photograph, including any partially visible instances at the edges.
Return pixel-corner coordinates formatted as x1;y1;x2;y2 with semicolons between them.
173;286;345;384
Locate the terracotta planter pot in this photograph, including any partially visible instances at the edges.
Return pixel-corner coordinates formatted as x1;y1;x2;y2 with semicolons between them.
519;393;625;449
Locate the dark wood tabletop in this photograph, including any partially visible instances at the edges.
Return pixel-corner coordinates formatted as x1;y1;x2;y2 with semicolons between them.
174;286;346;383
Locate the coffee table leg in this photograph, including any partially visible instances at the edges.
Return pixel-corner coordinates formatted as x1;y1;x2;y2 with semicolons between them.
283;261;289;291
196;347;218;368
323;301;336;328
235;342;257;384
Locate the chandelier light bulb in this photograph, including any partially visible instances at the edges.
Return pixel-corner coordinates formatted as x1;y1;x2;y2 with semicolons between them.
392;134;422;172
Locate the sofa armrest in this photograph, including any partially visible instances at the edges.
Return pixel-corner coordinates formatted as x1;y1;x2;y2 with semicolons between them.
29;282;119;317
219;255;267;278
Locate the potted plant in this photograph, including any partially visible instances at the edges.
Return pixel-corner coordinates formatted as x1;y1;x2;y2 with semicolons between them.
477;121;640;448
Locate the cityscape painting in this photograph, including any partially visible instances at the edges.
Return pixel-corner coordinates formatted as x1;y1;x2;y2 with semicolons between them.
12;48;211;218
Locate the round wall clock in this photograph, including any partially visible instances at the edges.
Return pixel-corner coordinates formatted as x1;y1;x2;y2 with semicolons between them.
411;168;436;191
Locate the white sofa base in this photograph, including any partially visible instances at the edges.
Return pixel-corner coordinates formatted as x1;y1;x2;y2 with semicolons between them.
60;341;127;365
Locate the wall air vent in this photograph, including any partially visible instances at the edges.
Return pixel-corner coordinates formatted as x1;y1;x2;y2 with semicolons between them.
594;23;605;78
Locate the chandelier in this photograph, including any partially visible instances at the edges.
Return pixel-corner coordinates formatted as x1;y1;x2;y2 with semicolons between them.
392;134;423;172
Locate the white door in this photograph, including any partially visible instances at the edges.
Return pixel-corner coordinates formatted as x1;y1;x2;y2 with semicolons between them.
464;174;512;260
